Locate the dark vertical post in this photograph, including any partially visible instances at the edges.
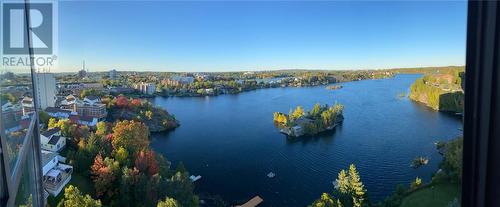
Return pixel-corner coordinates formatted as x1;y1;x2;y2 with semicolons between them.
462;1;500;207
24;0;45;206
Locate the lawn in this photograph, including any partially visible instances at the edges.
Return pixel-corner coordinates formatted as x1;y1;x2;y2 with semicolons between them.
400;183;460;207
47;173;94;206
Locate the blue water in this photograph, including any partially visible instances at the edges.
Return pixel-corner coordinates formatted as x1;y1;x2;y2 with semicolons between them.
151;74;462;206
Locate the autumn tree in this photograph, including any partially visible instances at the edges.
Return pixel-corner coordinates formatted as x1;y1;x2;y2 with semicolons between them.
291;106;305;120
310;103;322;117
135;150;159;176
96;121;108;136
63;185;102;207
157;197;179;207
111;120;150;156
115;96;129;108
113;146;129;166
90;154;120;199
130;98;142;108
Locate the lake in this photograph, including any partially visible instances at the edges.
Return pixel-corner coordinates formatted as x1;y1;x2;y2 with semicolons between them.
151;74;462;206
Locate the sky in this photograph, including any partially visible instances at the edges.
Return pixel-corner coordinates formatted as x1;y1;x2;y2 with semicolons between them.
57;1;468;72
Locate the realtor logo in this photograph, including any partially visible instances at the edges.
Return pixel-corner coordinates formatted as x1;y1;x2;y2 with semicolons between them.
2;2;53;54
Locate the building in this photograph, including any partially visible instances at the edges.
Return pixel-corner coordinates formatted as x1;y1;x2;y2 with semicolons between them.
135;82;156;95
36;73;57;110
58;95;77;111
45;107;74;119
41;150;73;196
109;69;118;80
40;128;66;152
162;76;195;87
75;96;107;120
77;116;98;127
2;102;23;122
109;86;134;94
21;96;35;116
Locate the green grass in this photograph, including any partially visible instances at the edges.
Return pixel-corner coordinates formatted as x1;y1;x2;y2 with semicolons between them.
69;173;94;195
400;183;460;207
47;173;95;206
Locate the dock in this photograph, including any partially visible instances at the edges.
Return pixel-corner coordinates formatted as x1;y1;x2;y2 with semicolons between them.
237;196;263;207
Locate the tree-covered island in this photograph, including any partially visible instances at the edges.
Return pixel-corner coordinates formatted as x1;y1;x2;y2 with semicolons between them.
273;103;344;137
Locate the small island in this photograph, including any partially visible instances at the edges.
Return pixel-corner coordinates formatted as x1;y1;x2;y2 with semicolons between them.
273;103;344;137
326;85;343;90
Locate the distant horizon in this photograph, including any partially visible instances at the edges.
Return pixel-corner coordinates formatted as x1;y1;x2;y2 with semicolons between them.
6;65;465;75
47;1;467;72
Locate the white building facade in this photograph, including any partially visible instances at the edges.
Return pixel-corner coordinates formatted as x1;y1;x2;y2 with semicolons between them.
36;73;57;110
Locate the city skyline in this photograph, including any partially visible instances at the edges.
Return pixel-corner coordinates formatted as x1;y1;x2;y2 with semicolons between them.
53;1;467;72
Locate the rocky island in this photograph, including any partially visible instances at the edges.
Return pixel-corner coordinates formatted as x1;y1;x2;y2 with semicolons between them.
273;103;344;137
105;96;180;132
409;68;464;113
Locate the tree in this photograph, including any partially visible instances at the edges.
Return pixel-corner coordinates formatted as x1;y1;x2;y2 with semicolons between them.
348;164;366;207
63;185;102;207
96;122;108;136
130;99;142;108
157;197;179;207
441;137;463;181
167;171;199;207
410;177;422;190
309;193;342;207
90;154;120;198
114;146;129;166
116;96;129;108
39;111;50;125
145;110;153;120
135;150;159;176
80;88;105;99
48;118;58;129
111;120;150;156
0;92;16;104
291;106;305;120
337;170;349;194
310;103;322;117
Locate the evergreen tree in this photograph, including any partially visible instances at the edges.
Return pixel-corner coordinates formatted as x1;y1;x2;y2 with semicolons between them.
348;164;366;207
337;170;349;194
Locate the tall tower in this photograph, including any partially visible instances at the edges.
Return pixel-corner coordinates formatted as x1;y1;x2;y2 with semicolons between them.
78;60;87;78
35;73;56;109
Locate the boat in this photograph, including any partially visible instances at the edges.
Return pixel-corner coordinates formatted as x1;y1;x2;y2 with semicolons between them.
326;85;343;90
189;175;202;182
267;172;275;178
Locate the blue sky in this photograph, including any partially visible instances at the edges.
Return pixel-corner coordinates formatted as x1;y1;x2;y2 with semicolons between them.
58;1;467;72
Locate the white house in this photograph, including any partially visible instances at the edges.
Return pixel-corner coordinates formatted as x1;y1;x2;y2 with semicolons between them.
41;150;73;196
40;127;66;152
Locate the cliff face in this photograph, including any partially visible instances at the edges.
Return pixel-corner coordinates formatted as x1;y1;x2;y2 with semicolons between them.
409;72;464;113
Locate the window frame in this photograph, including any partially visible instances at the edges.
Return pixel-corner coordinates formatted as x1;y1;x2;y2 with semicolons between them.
0;0;44;206
462;1;500;207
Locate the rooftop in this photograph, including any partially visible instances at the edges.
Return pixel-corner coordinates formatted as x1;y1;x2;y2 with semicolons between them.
41;150;57;167
41;127;60;137
48;135;61;145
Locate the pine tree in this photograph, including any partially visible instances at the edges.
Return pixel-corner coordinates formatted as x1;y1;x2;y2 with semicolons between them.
348;164;366;207
337;170;349;194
